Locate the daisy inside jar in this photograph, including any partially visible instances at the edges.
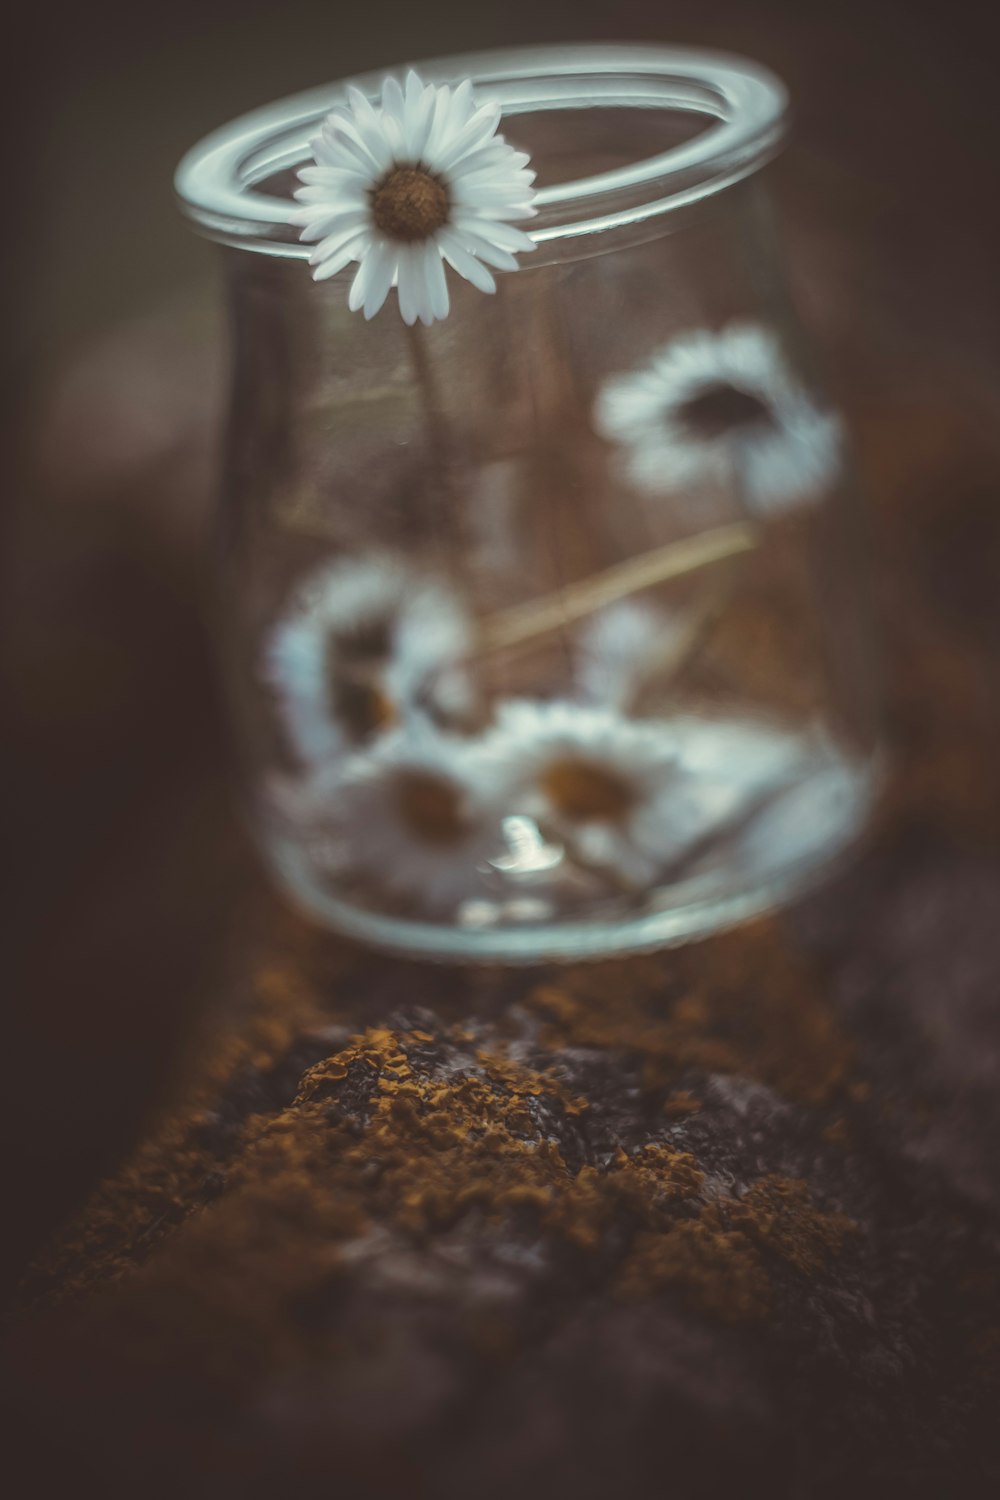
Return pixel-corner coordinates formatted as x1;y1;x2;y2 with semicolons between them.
279;727;515;916
675;383;773;440
392;767;469;846
539;758;637;823
262;554;475;766
497;701;684;889
594;323;843;517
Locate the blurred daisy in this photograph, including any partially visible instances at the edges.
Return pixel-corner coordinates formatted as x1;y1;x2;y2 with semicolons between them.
496;700;686;887
575;600;683;712
292;70;537;324
594;324;842;516
666;714;808;848
275;725;514;916
263;554;474;765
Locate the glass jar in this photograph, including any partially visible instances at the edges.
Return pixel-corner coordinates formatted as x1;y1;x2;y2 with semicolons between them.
176;43;880;962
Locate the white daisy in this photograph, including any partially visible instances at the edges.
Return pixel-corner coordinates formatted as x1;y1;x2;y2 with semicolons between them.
495;700;686;887
292;70;537;324
575;600;684;712
274;725;515;916
263;554;475;765
593;323;842;516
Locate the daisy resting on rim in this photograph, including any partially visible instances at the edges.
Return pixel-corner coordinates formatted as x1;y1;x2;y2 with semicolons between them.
594;323;842;516
292;70;538;324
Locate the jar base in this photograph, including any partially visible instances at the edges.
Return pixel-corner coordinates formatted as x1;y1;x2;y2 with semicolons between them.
261;750;880;964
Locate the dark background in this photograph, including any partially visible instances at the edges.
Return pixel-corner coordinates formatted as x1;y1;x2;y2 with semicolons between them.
6;0;1000;1288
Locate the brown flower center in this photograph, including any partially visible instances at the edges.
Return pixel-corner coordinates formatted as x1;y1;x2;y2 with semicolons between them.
371;166;450;243
541;757;636;823
336;614;393;665
332;676;396;742
676;382;772;440
395;769;468;846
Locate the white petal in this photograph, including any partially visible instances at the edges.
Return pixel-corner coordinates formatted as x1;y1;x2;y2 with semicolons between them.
421;86;458;166
310;221;370;258
293;184;347;205
453;215;534;254
380;74;405;123
452;226;519;271
305;209;371;254
451;178;534;209
450;142;528;176
299;208;369;243
452;161;532;191
310;135;367;172
311;233;368;280
343;101;395;174
395;247;421;325
437;229;497;294
298;164;368;190
449;79;475;127
402;76;438;159
294;188;368;219
422;240;450;321
325;116;383;175
429;102;503;173
354;242;397;319
409;252;435;326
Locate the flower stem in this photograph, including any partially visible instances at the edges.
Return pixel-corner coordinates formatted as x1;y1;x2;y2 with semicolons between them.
479;522;759;655
405;321;451;474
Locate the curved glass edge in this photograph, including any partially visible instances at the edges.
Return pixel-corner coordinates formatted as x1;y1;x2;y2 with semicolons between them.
176;42;788;258
261;757;882;967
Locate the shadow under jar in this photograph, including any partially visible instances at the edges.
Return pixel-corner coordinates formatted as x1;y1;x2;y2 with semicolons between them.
176;42;881;963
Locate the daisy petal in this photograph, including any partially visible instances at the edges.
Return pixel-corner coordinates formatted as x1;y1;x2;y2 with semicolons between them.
380;74;405;122
449;79;475;128
430;102;503;173
395;247;421;326
438;230;497;294
297;164;368;191
404;80;438;159
422;239;450;321
304;208;370;248
453;226;519;271
298;210;366;244
310;225;369;268
348;245;393;315
310;136;368;173
454;215;535;254
311;234;367;280
421;85;459;165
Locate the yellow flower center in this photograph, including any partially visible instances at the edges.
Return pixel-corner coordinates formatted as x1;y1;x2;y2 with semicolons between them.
676;382;771;439
395;769;468;846
371;166;450;243
540;757;636;823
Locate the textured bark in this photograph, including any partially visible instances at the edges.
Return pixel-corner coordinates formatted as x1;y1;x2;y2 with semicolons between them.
7;808;1000;1499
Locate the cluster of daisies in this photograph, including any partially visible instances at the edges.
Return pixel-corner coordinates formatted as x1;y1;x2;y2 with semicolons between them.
292;71;840;516
266;70;846;919
264;554;805;920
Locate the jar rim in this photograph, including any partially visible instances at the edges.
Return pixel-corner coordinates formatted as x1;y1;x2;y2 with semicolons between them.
175;42;788;257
